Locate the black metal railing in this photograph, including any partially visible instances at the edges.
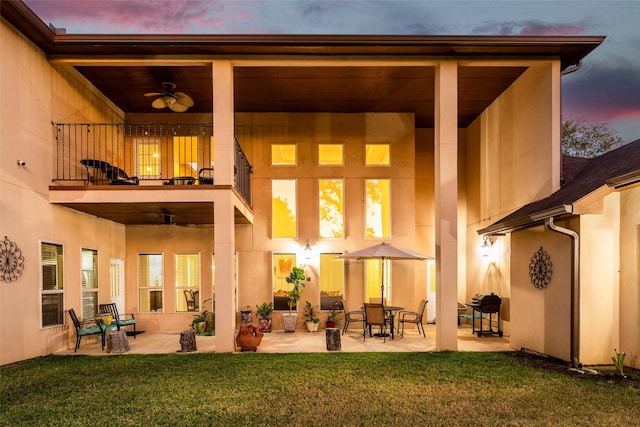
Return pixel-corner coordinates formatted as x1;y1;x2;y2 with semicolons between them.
52;122;252;205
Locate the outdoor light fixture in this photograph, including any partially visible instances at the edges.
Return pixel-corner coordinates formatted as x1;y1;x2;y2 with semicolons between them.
481;235;493;257
303;238;313;260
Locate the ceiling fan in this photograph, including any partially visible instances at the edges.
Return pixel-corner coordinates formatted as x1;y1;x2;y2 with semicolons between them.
144;82;194;112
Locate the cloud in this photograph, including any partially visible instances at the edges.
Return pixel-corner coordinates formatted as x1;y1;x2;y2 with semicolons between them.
472;20;588;36
562;64;640;123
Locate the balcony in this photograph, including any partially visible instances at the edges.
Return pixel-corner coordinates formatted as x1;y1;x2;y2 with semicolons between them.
49;122;253;226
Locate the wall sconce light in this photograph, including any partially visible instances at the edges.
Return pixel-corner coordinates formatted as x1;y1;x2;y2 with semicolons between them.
481;235;493;257
303;238;313;261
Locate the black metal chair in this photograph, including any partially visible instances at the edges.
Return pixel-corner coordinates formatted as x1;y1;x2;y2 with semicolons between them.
198;167;214;184
99;303;137;338
341;301;365;335
398;299;428;337
363;303;392;342
68;308;105;352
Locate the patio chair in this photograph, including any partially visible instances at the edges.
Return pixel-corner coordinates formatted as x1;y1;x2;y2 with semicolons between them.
198;167;214;185
68;308;105;352
363;303;392;343
184;290;197;311
398;299;428;337
99;303;137;338
341;301;365;335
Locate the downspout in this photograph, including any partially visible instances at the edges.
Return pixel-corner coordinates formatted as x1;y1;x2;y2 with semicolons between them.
544;217;581;368
561;60;582;76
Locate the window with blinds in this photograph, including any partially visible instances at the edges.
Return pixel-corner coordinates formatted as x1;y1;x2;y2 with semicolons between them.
81;249;98;319
138;254;163;312
41;242;64;327
175;253;200;312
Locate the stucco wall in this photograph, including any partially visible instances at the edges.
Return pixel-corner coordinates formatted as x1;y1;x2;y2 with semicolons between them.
0;19;126;365
510;224;573;361
619;187;640;369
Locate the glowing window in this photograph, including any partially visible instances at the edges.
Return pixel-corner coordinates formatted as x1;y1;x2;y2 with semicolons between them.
272;179;297;238
319;254;344;310
365;259;391;303
138;254;163;313
136;139;161;178
175;253;200;313
272;144;296;165
81;248;98;319
365;144;390;165
41;242;64;327
319;179;344;238
319;144;343;165
365;179;391;238
173;136;198;178
273;253;297;310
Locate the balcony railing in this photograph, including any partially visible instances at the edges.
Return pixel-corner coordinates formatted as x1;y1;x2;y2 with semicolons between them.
52;122;252;205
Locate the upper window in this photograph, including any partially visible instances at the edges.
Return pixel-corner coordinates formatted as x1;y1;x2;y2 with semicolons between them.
138;254;163;312
272;144;296;166
81;248;98;319
365;179;391;238
319;179;344;238
272;179;297;238
173;136;199;178
41;242;64;327
175;253;200;312
365;144;390;166
319;144;343;165
136;138;161;179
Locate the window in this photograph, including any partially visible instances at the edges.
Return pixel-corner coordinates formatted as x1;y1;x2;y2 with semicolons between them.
319;144;343;165
365;259;391;303
319;179;344;238
272;144;296;165
319;254;344;310
173;136;198;178
273;253;297;310
41;242;64;327
81;249;98;319
365;144;390;165
175;253;200;312
365;179;391;238
136;139;161;178
138;254;163;312
272;179;297;238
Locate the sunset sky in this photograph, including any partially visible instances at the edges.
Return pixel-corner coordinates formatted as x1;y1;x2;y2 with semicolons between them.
22;0;639;143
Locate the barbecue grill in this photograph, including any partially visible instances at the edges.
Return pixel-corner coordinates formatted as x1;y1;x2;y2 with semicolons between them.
466;293;503;337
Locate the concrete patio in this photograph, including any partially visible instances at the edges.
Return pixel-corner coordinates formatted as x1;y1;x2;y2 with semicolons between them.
56;323;512;356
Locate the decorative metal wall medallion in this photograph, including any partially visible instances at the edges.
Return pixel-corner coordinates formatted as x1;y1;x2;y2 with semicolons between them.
1;236;25;283
529;246;552;289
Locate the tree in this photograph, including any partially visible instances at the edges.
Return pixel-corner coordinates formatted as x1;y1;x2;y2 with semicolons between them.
562;118;624;158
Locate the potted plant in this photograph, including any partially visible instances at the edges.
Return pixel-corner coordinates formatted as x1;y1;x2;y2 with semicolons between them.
190;298;215;336
303;300;320;332
256;301;274;332
282;266;306;332
326;301;342;329
240;305;252;323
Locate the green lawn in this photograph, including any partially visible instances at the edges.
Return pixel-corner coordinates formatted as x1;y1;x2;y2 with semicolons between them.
1;352;638;426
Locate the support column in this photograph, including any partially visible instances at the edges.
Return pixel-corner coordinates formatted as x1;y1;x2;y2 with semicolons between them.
434;61;459;351
213;61;237;352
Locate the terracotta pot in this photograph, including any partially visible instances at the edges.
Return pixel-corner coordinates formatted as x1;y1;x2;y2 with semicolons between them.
326;322;337;328
236;324;263;352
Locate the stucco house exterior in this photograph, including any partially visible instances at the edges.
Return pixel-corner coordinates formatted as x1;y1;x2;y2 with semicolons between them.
1;0;637;368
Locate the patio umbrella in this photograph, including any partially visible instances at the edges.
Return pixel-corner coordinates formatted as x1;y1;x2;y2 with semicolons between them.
339;242;433;300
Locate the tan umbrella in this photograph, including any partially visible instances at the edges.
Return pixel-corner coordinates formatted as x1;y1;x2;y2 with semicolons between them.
339;242;433;299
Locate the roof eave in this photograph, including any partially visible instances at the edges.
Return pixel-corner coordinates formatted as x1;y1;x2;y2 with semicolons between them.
478;205;573;236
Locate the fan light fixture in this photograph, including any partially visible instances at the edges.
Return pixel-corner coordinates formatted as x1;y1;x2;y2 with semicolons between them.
144;82;194;112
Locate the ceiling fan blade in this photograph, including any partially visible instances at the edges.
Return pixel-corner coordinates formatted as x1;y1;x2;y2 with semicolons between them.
151;97;168;109
169;102;189;112
144;92;164;97
174;92;194;107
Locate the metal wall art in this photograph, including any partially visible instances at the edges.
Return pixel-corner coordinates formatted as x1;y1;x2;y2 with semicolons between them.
1;235;25;283
529;246;552;289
